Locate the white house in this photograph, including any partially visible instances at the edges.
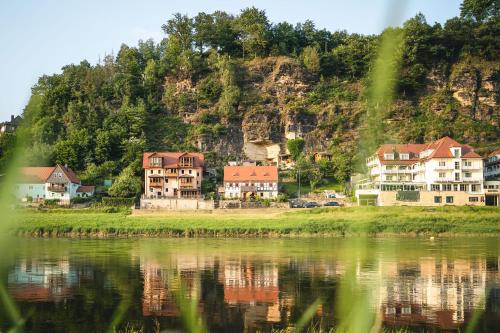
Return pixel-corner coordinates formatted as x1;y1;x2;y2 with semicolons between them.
16;165;94;204
356;137;485;206
223;165;279;199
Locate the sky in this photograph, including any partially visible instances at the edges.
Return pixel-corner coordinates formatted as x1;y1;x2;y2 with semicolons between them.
0;0;462;122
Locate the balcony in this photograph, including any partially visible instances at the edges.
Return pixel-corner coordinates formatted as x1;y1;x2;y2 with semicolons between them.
461;165;481;170
165;172;178;177
149;182;163;188
48;185;66;192
180;183;195;189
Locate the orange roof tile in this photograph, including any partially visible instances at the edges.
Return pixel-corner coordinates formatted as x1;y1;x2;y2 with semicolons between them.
143;152;205;168
20;167;55;183
58;165;80;183
76;185;95;193
224;165;278;182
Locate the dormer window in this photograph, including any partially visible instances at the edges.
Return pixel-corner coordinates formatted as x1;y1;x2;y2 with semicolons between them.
150;157;162;167
384;153;394;160
453;148;461;158
400;153;409;160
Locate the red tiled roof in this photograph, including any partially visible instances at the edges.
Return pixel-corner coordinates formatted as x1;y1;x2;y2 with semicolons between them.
375;137;481;164
224;165;278;182
488;149;500;157
76;185;95;193
19;167;56;183
376;144;427;164
143;152;205;168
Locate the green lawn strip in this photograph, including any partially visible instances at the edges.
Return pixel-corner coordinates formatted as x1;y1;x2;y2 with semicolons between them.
12;206;500;237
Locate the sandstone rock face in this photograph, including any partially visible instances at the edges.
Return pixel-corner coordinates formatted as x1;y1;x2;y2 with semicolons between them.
450;62;499;122
165;56;498;163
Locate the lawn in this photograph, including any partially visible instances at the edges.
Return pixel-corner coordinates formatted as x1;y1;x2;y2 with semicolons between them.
11;206;500;237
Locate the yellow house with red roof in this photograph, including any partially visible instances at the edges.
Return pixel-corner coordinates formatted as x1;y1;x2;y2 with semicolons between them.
356;137;485;206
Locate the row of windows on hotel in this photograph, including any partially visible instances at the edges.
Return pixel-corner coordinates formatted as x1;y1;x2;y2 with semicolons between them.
385;172;475;181
383;148;463;160
150;178;199;185
430;184;481;192
383;161;474;171
434;196;483;204
379;184;481;192
149;169;199;176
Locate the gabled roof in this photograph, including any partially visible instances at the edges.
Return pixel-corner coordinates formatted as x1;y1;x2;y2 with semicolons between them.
19;167;56;183
488;149;500;157
376;144;427;164
57;165;80;183
224;165;278;182
425;137;481;159
143;152;205;168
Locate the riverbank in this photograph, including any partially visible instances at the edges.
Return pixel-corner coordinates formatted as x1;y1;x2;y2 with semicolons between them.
11;206;500;237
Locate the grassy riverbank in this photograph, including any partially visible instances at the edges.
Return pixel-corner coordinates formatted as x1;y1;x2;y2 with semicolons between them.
11;206;500;237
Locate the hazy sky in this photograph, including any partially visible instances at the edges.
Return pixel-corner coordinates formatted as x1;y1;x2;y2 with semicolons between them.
0;0;462;122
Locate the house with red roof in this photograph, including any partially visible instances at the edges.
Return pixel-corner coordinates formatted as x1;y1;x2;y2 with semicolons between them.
142;152;204;199
356;137;485;206
16;164;94;203
223;165;279;199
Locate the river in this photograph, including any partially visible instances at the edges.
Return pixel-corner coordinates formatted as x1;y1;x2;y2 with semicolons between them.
1;237;499;332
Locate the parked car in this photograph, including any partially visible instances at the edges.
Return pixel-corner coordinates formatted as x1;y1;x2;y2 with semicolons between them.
323;201;343;207
304;202;319;208
290;200;306;208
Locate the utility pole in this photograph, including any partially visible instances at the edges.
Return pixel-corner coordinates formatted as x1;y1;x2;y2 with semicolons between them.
298;169;301;200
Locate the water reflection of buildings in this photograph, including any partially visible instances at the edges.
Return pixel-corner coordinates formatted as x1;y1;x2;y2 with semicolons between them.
220;259;283;332
8;258;78;302
372;257;499;330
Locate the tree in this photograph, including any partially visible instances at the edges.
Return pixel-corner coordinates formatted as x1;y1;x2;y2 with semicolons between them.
301;46;320;74
108;165;141;198
162;13;193;50
271;22;299;55
193;12;214;53
287;138;305;161
460;0;499;22
235;7;271;57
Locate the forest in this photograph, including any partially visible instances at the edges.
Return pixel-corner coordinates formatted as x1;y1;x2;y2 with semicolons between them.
0;0;498;195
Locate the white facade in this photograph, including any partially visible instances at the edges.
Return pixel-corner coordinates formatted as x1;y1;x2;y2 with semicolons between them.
224;181;278;199
357;138;485;206
484;151;500;180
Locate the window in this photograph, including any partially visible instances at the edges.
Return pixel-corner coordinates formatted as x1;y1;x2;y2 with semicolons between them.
443;184;452;191
446;196;454;204
434;196;442;203
469;197;478;202
181;170;185;174
431;184;440;191
386;175;393;181
386;165;394;170
400;153;409;160
439;172;445;178
384;153;394;160
189;170;192;174
157;170;161;174
455;173;460;181
471;184;479;192
453;148;460;158
464;160;472;167
455;161;460;170
150;170;153;174
453;184;458;191
165;189;168;192
439;161;446;167
464;172;471;178
197;172;199;176
460;184;468;191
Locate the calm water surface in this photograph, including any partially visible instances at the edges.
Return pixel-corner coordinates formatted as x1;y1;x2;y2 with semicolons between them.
1;237;499;332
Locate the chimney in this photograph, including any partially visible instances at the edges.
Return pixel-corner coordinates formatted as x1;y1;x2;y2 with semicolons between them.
64;164;68;170
10;115;14;123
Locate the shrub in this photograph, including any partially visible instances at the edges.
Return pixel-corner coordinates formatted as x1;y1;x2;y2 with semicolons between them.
102;197;135;207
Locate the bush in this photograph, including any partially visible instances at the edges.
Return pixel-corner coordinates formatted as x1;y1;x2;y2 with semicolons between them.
43;199;61;207
70;196;94;204
102;197;136;207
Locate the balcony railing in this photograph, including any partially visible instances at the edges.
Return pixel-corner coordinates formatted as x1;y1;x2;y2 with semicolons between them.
48;185;66;192
179;184;195;189
461;165;481;170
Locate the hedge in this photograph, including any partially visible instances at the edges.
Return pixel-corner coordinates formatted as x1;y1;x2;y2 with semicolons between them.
102;197;136;207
